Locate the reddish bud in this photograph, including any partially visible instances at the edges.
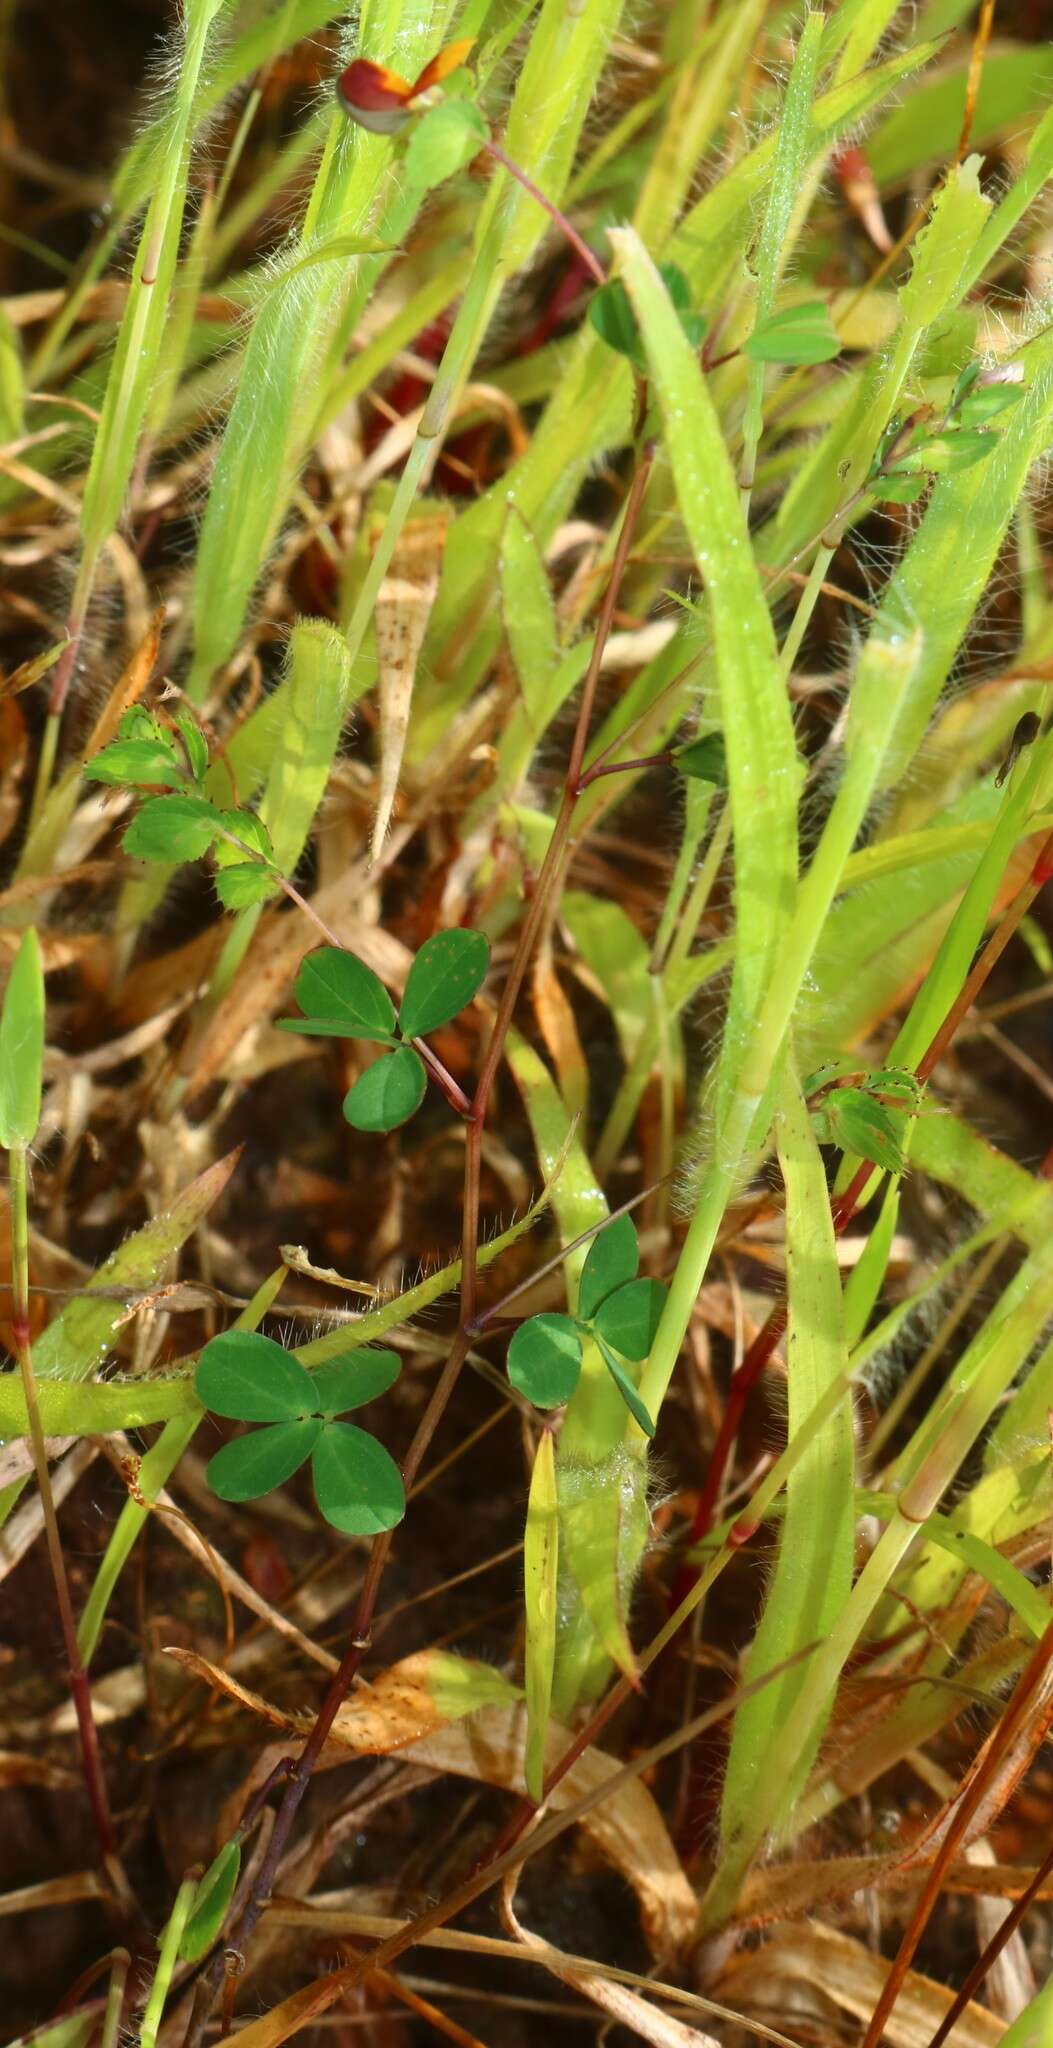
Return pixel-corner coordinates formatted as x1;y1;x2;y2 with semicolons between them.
336;58;414;133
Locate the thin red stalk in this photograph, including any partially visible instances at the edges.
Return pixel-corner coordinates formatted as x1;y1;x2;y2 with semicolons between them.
483;138;606;288
578;748;675;788
862;1616;1053;2048
925;1835;1053;2048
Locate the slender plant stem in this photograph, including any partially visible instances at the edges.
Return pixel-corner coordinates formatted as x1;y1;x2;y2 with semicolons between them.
482;139;606;288
7;1140;122;1887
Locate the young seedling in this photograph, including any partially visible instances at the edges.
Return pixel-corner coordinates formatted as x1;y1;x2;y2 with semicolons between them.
195;1330;405;1533
506;1213;666;1437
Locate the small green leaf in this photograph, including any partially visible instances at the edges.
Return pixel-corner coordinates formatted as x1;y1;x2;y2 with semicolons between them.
507;1314;582;1408
172;709;210;785
523;1429;558;1803
180;1840;242;1962
596;1337;656;1437
593;1277;667;1362
578;1213;638;1321
214;808;274;867
342;1048;428;1130
675;732;727;785
214;862;276;910
196;1330;317;1421
206;1418;321;1502
117;705;165;745
812;1087;908;1174
871;473;929;506
397;929;489;1039
309;1349;401;1414
744;301;840;365
291;947;397;1043
123;793;221;862
0;927;44;1149
955;381;1024;426
589;262;703;370
343;1046;427;1131
891;427;996;477
311;1422;405;1534
404;99;487;192
589;276;641;365
85;738;185;788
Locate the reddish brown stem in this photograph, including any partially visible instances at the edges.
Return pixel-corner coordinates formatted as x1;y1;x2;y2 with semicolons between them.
483;138;606;288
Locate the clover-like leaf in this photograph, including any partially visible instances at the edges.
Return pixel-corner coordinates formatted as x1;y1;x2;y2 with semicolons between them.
675;732;727;785
308;1348;401;1415
206;1418;321;1502
397;928;489;1040
578;1213;638;1322
596;1338;656;1438
593;1276;666;1361
507;1314;582;1409
196;1330;317;1421
214;862;276;910
85;737;186;788
745;301;840;365
283;946;397;1043
214;807;274;868
123;793;221;862
343;1045;427;1131
180;1840;242;1963
589;263;703;371
311;1422;405;1534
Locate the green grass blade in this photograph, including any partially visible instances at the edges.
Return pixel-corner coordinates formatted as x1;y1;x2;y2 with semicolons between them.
738;11;825;502
716;1064;854;1878
523;1428;558;1802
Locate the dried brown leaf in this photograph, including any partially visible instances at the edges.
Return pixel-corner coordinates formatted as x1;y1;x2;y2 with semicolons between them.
370;511;447;862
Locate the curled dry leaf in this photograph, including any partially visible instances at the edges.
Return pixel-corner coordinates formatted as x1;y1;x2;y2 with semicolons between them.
718;1922;1006;2048
501;1876;720;2048
170;1647;693;1957
370;509;447;862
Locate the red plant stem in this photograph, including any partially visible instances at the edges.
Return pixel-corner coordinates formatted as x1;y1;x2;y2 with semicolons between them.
863;1614;1053;2048
578;748;675;788
182;444;656;2048
482;138;606;288
924;1836;1053;2048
